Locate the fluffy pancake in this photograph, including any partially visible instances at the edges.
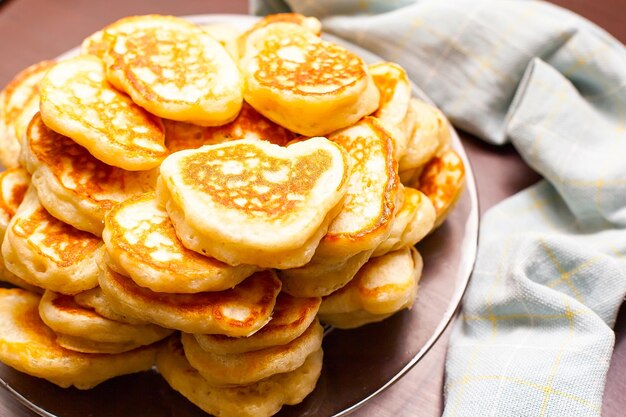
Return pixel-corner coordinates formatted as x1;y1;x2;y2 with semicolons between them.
2;186;103;294
103;193;257;293
193;292;320;355
38;290;172;353
156;336;323;417
0;288;158;389
163;102;296;153
369;62;411;159
373;187;436;257
414;147;465;228
74;286;147;325
239;21;379;136
398;98;451;175
102;15;242;126
0;61;55;168
158;137;349;269
39;55;167;171
23;113;158;236
98;267;281;337
182;319;322;386
319;247;422;329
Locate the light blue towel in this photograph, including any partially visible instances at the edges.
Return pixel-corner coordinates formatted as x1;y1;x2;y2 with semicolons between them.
252;1;626;415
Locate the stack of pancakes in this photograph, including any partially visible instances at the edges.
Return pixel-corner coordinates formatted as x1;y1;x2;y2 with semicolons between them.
0;13;466;417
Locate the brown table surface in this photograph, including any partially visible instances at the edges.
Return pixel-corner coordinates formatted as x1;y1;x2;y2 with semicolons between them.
0;0;624;416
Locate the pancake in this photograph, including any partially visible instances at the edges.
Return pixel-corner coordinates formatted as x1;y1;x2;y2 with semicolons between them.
0;288;158;389
0;61;55;168
279;249;373;298
23;113;158;236
81;29;108;58
163;102;296;153
2;186;103;294
74;286;148;325
201;23;241;59
102;15;242;126
156;336;323;417
182;319;322;386
98;267;281;337
38;290;172;353
39;55;167;171
398;98;451;175
415;147;466;228
103;192;257;293
193;292;321;355
239;21;379;136
319;247;422;329
372;187;436;257
369;62;411;159
158;137;349;269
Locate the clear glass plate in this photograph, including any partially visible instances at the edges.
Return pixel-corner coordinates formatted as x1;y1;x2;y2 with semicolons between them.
0;14;479;417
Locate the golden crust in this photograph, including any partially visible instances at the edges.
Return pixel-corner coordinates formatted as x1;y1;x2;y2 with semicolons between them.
98;267;281;337
102;15;243;126
39;55;167;171
163;102;296;153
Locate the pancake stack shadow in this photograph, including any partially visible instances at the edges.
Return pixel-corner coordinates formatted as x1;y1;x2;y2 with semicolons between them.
0;12;466;417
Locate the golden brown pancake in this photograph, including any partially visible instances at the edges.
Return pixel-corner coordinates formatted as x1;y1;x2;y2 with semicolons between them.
98;267;281;337
369;62;411;159
74;286;148;325
319;247;422;328
182;319;322;387
0;60;55;168
398;98;451;175
102;15;243;126
240;22;379;136
156;336;323;417
2;186;103;294
38;290;173;353
373;187;436;257
414;146;465;228
0;288;158;389
158;137;349;269
103;192;257;293
23;113;158;236
163;102;296;153
193;292;321;354
39;55;167;171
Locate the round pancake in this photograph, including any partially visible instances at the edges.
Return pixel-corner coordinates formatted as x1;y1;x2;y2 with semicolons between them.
193;292;321;355
0;288;158;389
398;98;451;174
0;61;55;168
369;62;411;159
39;55;167;171
182;319;322;387
415;146;466;228
372;187;436;257
158;137;349;269
39;290;173;353
102;15;243;126
240;22;379;136
24;113;158;236
163;102;296;153
98;267;281;337
2;186;103;294
279;249;373;297
103;192;257;293
156;336;323;417
74;286;148;325
319;247;422;329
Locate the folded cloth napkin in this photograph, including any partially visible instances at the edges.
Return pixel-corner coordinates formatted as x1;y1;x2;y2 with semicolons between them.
252;1;626;415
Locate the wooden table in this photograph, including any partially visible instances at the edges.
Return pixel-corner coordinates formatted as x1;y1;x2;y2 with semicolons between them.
0;0;624;416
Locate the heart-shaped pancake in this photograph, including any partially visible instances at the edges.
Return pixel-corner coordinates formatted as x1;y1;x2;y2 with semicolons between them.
102;15;243;126
158;137;349;269
39;55;167;171
240;21;379;136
